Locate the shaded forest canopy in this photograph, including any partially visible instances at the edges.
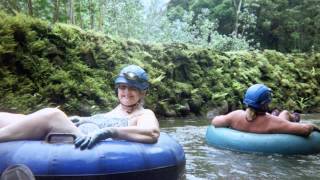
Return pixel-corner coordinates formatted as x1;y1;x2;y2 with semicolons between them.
0;12;319;117
1;0;319;53
167;0;320;52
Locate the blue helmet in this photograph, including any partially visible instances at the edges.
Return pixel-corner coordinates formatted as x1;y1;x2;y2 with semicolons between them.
115;65;149;90
243;84;272;111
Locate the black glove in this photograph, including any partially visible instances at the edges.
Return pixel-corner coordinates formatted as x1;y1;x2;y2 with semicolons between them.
313;125;320;132
69;116;84;127
74;128;115;150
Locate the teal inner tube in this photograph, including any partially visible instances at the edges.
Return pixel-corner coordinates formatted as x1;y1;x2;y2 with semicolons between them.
206;125;320;155
0;133;185;179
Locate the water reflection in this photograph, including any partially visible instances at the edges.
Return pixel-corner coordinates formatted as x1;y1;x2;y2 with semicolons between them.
160;115;320;180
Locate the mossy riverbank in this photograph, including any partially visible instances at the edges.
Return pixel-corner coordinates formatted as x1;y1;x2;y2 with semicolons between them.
0;12;319;117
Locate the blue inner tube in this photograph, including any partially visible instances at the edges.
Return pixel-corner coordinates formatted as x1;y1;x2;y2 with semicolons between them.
0;133;185;179
206;125;320;155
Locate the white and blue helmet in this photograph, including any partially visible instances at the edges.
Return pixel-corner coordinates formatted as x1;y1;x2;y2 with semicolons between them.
115;65;149;90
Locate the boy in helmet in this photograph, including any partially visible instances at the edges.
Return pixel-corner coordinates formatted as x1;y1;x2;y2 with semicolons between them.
0;65;160;149
211;84;317;136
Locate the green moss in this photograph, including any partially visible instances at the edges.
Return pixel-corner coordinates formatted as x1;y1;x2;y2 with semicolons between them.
0;11;319;116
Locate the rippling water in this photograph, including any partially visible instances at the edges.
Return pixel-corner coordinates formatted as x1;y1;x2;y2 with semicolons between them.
160;114;320;180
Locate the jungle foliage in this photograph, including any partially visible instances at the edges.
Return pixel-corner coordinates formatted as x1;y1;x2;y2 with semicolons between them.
0;12;319;116
168;0;320;53
2;1;319;52
0;0;251;51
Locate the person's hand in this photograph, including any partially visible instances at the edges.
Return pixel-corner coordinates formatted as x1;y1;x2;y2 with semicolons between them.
69;116;87;127
74;128;115;150
313;125;320;132
291;112;300;122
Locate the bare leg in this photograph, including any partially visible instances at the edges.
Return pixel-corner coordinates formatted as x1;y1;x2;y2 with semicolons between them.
0;112;26;128
0;108;82;142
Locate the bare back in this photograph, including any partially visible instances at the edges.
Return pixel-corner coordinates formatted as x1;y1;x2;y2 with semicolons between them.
212;110;313;136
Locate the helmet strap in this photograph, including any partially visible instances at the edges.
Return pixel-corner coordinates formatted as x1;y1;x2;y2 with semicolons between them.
119;99;142;113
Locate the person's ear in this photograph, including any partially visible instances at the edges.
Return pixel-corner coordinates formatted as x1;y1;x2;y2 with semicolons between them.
140;90;147;96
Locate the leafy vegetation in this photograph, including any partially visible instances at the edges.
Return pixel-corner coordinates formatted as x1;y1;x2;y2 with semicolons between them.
167;0;320;52
0;0;251;51
0;12;319;116
2;0;319;52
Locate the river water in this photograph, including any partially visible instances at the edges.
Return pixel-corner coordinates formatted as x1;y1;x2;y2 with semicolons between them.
159;114;320;180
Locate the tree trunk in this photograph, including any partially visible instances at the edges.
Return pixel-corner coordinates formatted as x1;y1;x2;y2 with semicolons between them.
89;0;95;29
27;0;33;16
53;0;60;23
75;1;83;28
65;1;68;23
98;0;105;31
232;0;242;36
67;0;75;24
